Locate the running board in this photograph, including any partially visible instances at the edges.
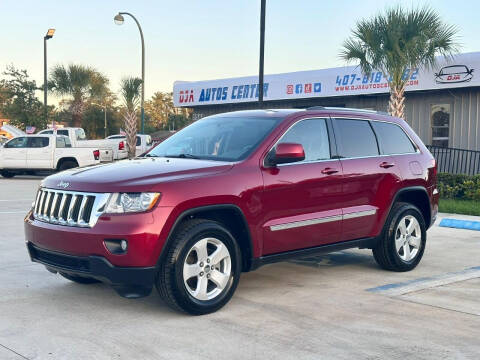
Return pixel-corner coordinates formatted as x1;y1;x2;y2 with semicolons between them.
250;237;377;270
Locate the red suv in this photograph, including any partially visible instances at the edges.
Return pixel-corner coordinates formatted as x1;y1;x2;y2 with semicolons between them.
24;108;439;314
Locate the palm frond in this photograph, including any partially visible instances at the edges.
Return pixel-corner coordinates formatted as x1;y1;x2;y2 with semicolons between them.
120;77;142;112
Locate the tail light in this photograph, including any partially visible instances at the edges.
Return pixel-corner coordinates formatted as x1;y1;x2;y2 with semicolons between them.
93;150;100;160
431;158;437;177
119;141;125;150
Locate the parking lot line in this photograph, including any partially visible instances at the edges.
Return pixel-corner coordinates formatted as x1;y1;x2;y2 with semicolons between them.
366;265;480;296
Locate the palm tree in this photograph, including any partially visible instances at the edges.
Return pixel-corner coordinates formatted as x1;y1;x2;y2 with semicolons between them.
340;7;459;119
120;77;142;158
49;64;108;127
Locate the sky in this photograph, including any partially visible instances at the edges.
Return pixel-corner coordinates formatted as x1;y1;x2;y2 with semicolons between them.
2;0;480;104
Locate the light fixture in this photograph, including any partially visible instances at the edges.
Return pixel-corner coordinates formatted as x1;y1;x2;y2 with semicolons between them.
45;28;55;39
114;14;124;25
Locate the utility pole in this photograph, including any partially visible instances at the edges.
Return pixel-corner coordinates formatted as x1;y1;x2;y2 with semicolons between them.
258;0;266;107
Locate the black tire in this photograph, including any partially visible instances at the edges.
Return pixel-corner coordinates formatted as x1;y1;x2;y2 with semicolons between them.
372;202;426;272
58;160;78;171
0;170;15;178
60;272;100;284
156;219;242;315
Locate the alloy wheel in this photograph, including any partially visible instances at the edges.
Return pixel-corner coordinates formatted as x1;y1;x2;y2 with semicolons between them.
395;215;422;262
183;237;231;301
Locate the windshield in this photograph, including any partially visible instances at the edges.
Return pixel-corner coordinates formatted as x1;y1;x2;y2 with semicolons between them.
147;115;281;161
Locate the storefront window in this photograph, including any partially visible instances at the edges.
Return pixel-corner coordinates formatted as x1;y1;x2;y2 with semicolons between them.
431;104;450;147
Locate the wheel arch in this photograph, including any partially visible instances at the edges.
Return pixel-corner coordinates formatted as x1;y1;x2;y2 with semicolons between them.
56;157;79;170
159;204;254;272
390;186;432;228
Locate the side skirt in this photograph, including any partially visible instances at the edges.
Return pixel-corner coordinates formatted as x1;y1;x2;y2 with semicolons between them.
250;237;377;270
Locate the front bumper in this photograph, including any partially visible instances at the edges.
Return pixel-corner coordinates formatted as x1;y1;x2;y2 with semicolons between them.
27;242;156;297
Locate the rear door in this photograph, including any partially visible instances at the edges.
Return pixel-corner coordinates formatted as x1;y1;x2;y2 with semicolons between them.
261;117;343;255
2;137;27;168
26;137;52;169
332;118;401;241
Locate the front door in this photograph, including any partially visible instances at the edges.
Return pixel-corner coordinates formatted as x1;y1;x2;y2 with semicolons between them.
261;118;343;255
1;137;27;168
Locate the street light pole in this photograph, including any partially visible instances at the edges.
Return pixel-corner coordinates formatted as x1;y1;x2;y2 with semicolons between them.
114;12;145;134
44;29;55;128
258;0;266;107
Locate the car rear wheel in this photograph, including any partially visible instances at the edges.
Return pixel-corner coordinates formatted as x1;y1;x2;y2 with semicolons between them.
0;170;15;178
372;202;426;272
60;272;100;284
156;219;241;315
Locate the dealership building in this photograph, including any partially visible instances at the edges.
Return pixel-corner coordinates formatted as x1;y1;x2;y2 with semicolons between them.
173;52;480;152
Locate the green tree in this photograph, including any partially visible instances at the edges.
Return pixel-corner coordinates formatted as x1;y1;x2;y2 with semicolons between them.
340;6;459;119
120;77;142;158
0;65;47;130
144;91;174;129
48;64;108;127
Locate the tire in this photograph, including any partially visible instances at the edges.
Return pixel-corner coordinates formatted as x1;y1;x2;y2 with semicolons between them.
372;202;426;272
156;219;242;315
0;170;15;178
60;272;100;284
58;160;78;171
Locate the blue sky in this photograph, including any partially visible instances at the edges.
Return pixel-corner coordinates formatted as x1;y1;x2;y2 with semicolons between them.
1;0;480;102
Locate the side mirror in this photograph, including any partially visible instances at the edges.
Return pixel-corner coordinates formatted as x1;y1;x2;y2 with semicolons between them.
271;143;305;166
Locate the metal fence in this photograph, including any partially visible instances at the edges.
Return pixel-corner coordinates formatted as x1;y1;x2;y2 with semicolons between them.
426;145;480;175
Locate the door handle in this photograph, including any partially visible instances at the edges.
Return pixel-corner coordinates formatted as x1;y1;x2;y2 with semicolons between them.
321;167;339;175
379;161;395;169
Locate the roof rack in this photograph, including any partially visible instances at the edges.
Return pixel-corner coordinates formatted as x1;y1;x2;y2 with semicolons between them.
306;106;389;115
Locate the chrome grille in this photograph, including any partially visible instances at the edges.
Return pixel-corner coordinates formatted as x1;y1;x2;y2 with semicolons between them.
33;188;110;228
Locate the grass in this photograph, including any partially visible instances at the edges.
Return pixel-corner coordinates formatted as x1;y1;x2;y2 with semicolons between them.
439;198;480;216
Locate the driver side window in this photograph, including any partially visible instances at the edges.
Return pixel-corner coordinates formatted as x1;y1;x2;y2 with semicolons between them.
5;137;27;148
278;119;331;163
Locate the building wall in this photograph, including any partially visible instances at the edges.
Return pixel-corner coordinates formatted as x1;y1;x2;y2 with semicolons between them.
189;87;480;151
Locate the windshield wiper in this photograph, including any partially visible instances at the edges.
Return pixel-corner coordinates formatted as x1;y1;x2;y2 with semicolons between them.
164;153;200;159
144;153;159;157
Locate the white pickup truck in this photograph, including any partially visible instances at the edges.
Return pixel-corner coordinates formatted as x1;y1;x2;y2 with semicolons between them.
106;134;153;156
38;128;128;162
0;135;100;178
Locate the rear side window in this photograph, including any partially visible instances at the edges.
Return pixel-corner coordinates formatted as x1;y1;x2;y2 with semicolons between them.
27;137;49;148
136;136;141;146
334;119;379;158
56;137;66;148
57;130;69;137
372;121;416;154
279;118;331;162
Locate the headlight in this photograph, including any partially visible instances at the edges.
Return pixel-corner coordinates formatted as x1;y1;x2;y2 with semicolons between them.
105;192;161;214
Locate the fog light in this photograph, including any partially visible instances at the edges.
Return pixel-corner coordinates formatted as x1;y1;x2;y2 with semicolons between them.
104;239;128;254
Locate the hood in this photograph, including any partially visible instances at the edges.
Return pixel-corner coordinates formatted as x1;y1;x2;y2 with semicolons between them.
1;124;26;137
42;157;234;192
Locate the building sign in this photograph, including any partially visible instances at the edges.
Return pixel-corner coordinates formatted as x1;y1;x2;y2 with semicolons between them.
173;52;480;107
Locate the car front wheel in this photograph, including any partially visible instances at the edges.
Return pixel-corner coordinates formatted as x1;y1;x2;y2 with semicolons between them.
156;219;241;315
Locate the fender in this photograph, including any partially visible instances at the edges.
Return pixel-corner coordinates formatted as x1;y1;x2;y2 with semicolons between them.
385;186;432;228
156;204;255;272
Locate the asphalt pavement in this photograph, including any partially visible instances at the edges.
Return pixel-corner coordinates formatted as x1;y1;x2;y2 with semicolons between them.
0;176;479;359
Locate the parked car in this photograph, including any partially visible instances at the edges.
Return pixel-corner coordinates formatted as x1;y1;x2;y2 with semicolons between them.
38;128;127;162
106;134;153;156
0;134;100;178
25;108;438;315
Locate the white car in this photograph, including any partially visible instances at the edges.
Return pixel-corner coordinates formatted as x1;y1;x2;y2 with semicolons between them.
106;134;153;156
38;128;128;161
0;135;100;178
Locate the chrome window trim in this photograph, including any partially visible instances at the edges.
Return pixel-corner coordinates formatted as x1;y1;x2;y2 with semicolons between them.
269;209;377;232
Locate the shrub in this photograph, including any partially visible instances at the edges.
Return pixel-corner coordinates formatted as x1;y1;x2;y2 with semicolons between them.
437;173;480;201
